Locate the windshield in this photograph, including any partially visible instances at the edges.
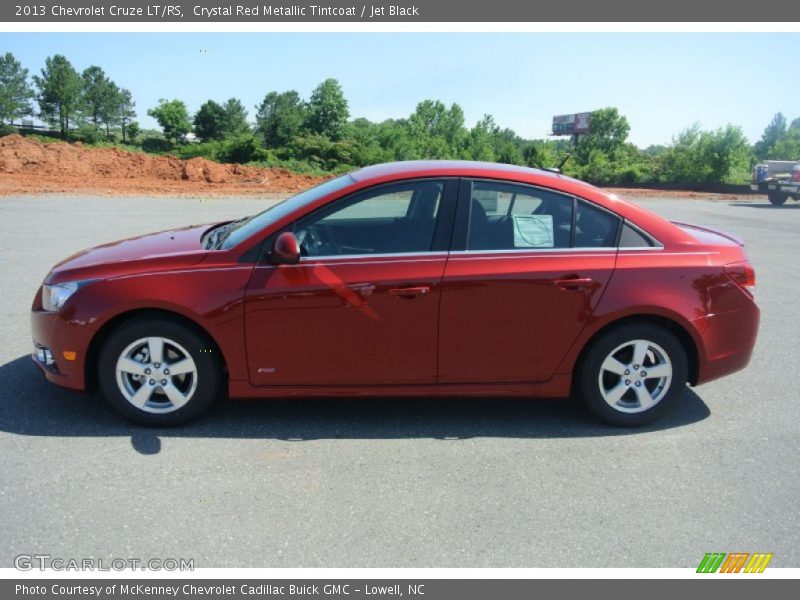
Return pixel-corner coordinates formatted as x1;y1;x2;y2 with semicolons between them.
219;174;356;250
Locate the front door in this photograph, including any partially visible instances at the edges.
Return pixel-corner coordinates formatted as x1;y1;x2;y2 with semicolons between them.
245;179;456;386
438;179;619;383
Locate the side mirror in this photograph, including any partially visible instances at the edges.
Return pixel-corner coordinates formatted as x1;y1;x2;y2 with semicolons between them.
269;231;301;265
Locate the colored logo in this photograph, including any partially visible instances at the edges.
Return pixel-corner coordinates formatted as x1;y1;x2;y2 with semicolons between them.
697;552;773;573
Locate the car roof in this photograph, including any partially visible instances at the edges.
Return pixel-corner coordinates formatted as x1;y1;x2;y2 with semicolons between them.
351;160;602;196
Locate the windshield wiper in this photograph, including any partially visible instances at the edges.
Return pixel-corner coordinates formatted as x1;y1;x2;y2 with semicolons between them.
206;217;249;250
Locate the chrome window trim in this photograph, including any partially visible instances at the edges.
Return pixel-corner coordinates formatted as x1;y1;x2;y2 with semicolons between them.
297;251;449;262
449;247;618;255
291;243;667;261
616;246;664;252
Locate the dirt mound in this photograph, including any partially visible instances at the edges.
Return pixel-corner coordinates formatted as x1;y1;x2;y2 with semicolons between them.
0;134;325;196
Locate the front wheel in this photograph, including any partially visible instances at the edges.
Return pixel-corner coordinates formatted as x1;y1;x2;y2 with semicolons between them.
97;318;222;426
578;324;688;427
768;192;788;206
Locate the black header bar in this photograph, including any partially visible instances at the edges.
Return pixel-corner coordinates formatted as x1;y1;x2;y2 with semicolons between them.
3;0;798;22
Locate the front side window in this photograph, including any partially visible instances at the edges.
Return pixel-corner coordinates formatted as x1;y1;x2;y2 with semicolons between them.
294;180;444;257
220;174;355;250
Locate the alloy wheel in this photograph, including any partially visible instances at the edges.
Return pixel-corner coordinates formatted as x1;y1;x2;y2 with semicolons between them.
115;336;198;414
597;339;673;414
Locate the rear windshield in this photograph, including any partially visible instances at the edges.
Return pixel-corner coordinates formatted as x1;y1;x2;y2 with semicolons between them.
221;174;355;250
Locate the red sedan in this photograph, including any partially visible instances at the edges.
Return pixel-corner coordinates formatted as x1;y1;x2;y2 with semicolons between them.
31;161;759;426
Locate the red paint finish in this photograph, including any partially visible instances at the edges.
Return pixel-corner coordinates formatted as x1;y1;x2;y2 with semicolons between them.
244;254;447;386
30;160;760;402
438;251;616;383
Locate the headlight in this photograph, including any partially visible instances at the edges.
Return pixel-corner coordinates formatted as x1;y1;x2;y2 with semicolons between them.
42;281;81;312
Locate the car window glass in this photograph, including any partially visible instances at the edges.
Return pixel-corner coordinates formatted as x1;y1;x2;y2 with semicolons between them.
467;181;572;250
575;199;620;248
220;174;354;250
295;181;444;257
619;222;656;247
325;190;414;220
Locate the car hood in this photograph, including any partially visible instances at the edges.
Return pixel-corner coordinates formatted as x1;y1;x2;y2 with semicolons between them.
46;224;214;283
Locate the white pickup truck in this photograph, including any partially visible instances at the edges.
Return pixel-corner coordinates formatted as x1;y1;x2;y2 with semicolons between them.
751;160;800;205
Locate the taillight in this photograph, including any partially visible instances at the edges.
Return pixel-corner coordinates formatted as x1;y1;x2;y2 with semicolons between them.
792;165;800;183
725;261;755;298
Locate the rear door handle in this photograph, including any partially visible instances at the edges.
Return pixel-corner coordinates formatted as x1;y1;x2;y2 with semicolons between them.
389;286;430;298
347;283;376;296
552;277;595;290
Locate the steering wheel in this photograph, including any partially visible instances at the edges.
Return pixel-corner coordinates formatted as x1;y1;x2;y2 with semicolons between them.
298;225;334;256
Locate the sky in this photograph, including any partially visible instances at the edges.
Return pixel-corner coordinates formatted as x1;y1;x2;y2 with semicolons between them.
5;32;799;147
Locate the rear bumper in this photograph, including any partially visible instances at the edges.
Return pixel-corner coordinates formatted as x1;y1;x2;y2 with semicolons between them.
693;301;760;385
30;308;93;391
750;182;799;194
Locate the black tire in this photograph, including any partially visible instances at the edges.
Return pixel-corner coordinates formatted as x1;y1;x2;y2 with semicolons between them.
97;317;221;426
578;323;688;427
768;192;788;206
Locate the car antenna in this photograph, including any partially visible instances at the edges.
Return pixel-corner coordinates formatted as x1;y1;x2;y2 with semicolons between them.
541;152;572;174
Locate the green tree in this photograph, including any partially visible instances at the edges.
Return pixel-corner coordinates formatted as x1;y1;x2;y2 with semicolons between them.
34;54;83;137
574;107;630;164
408;100;466;158
148;98;191;143
493;128;525;165
193;99;226;141
118;88;136;143
126;120;140;143
221;97;249;137
464;115;499;161
656;123;751;183
767;119;800;159
704;125;751;182
306;78;349;140
255;90;307;147
81;66;117;134
754;112;787;160
98;82;122;139
0;52;34;124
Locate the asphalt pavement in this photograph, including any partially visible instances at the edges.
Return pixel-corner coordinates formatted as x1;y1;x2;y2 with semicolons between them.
0;193;797;568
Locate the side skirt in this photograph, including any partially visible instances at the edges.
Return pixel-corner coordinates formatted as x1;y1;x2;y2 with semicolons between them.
228;373;572;400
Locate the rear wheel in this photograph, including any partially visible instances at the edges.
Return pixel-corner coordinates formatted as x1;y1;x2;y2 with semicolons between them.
768;192;788;206
578;323;688;427
97;318;221;426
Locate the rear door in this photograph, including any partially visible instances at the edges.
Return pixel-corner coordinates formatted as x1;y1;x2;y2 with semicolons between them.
244;179;457;386
438;179;619;383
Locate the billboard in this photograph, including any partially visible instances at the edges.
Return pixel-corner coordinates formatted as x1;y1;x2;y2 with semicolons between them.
552;112;592;135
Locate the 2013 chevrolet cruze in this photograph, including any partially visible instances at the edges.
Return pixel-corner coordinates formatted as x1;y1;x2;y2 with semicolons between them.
31;161;759;426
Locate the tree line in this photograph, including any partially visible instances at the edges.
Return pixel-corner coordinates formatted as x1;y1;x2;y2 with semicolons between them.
0;52;137;142
2;51;799;184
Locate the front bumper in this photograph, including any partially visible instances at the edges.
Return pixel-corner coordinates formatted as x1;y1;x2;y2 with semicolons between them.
30;307;94;391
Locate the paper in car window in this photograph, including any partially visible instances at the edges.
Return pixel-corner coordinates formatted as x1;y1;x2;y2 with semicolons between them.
513;215;554;248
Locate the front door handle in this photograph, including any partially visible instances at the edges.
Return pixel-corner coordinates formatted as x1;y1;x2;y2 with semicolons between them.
552;277;595;290
389;286;430;299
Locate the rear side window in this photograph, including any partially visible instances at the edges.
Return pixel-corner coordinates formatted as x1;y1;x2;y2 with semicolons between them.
574;199;621;248
619;222;657;248
465;181;622;250
467;181;573;250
